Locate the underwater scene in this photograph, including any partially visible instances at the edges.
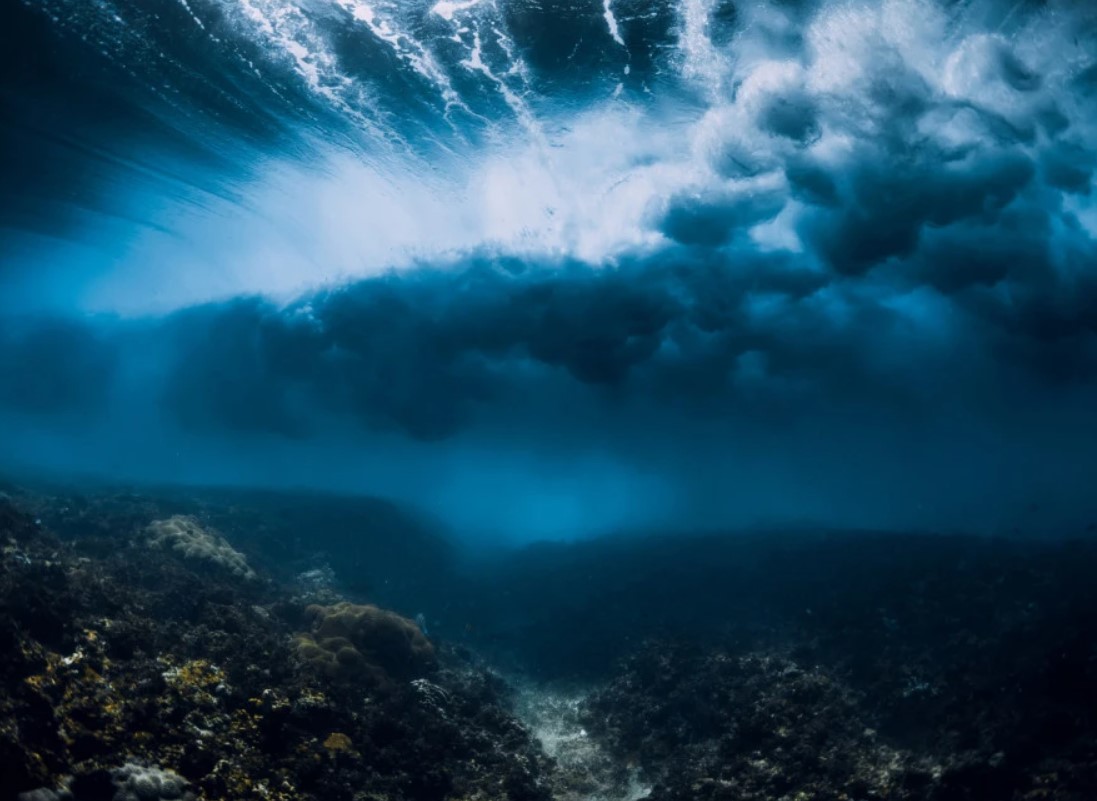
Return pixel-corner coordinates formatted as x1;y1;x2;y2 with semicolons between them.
2;0;1097;798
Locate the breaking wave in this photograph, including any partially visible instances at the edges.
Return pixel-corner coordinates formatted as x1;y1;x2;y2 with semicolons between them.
5;0;1095;312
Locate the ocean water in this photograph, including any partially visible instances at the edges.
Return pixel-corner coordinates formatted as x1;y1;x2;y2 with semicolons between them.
1;0;1097;799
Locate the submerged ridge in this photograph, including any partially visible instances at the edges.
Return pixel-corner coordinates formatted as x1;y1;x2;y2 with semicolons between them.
2;484;1097;799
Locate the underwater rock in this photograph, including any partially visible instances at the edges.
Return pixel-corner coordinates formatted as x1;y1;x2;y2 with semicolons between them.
0;487;552;801
294;601;435;689
5;483;1097;801
17;762;194;801
145;516;255;580
15;791;66;801
0;497;42;544
583;643;937;801
110;763;194;801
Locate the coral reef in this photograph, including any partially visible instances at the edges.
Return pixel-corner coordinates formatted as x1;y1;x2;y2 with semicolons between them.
0;494;549;801
111;762;195;801
294;602;435;689
145;516;255;580
17;761;194;801
3;483;1097;801
584;645;931;801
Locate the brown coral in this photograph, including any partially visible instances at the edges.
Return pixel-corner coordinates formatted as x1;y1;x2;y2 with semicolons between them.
294;602;435;689
322;732;354;753
146;516;255;579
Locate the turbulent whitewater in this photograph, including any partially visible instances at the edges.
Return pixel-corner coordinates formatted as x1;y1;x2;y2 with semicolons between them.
2;0;1097;536
6;0;1096;310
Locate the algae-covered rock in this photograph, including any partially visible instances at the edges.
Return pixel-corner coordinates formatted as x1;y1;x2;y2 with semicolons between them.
146;516;255;579
0;487;550;801
294;602;435;688
18;762;195;801
111;762;195;801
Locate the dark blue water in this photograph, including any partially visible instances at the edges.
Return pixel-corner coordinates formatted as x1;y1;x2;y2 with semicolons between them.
2;0;1097;542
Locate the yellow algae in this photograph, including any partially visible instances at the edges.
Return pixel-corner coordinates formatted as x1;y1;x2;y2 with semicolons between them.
24;673;52;691
323;732;354;753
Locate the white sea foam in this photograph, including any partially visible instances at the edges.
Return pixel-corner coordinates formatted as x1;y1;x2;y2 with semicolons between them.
430;0;485;23
603;0;625;48
19;0;1093;317
333;0;469;115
